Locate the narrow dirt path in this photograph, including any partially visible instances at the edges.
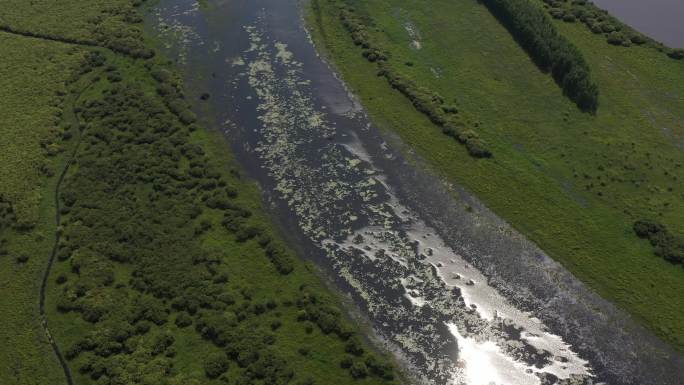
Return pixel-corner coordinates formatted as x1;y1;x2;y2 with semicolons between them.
38;71;100;385
0;23;118;385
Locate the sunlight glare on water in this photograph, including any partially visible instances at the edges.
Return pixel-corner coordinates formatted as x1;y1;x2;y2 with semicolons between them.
449;324;541;385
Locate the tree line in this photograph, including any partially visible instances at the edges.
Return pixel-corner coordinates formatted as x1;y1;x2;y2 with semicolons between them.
482;0;599;112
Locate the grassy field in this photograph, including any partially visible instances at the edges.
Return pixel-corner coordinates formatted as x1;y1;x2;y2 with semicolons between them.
308;0;684;350
0;0;126;41
1;1;401;384
0;32;84;384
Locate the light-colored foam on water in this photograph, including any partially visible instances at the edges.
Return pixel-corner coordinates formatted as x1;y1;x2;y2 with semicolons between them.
239;18;593;384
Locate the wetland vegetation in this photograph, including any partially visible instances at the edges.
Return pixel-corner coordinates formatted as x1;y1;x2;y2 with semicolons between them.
0;1;399;384
3;0;684;383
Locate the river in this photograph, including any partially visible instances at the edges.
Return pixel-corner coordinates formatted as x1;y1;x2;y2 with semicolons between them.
147;1;684;384
591;0;684;48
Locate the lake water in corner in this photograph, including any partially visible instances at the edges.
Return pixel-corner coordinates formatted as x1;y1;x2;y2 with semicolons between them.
591;0;684;48
147;1;684;384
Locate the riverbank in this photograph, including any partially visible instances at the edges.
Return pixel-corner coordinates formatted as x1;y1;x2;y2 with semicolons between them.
306;0;684;353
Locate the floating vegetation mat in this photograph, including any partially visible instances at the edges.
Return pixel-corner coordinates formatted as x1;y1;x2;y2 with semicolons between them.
241;17;595;385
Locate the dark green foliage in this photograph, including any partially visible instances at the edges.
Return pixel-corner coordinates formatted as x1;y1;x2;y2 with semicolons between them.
204;352;230;378
345;335;364;356
483;0;599;112
175;311;193;328
56;273;68;285
633;220;684;265
668;49;684;60
52;68;339;383
606;31;629;46
349;361;368;379
630;34;646;45
262;239;295;275
105;71;122;83
562;13;576;23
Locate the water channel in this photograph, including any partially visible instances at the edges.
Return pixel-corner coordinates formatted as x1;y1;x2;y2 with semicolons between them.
147;1;684;384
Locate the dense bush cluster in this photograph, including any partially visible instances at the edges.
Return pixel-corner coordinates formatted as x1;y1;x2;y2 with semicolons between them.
337;3;492;158
542;0;684;60
633;220;684;265
294;287;395;381
52;49;396;383
482;0;599;112
54;66;288;382
91;1;154;59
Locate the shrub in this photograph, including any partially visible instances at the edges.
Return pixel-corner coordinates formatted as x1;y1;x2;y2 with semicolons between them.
549;8;564;19
178;109;197;125
345;336;364;356
175;312;193;328
630;34;646;45
349;361;368;379
340;356;353;368
56;273;68;284
562;14;576;23
668;49;684;60
589;23;603;34
633;220;684;265
134;320;152;335
481;0;599;112
204;352;230;378
600;23;616;33
607;32;628;46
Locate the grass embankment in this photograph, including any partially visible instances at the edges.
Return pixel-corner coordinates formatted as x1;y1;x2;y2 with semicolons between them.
1;1;400;384
308;0;684;350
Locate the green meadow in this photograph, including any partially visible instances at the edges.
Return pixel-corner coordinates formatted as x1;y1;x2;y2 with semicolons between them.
308;0;684;350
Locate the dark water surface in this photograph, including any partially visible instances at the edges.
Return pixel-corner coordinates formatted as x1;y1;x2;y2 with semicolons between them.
592;0;684;48
147;1;684;384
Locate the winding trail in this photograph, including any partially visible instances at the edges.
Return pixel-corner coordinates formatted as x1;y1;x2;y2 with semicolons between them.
0;23;124;385
38;71;100;385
